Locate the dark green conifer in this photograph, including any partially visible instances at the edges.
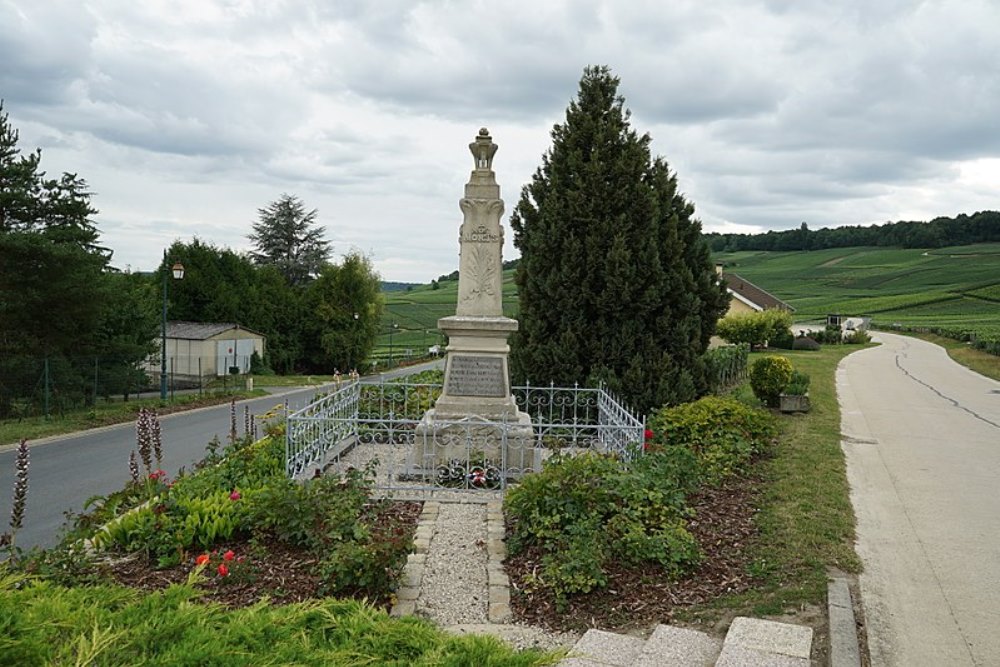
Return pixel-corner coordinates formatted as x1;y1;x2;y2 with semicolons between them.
510;67;727;413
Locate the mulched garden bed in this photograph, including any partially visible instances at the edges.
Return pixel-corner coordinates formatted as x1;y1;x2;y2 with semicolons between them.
505;472;763;632
101;500;422;610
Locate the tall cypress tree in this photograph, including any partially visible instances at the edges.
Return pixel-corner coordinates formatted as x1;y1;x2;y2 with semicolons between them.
509;67;727;414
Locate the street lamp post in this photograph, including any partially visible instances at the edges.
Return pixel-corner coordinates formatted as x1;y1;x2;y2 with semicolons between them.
160;252;185;400
388;322;398;368
348;312;359;372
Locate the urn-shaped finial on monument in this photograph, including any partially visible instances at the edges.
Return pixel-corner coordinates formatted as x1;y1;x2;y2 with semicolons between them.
456;128;505;318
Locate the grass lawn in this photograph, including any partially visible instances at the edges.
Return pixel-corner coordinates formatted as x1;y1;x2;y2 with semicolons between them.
0;390;266;446
893;331;1000;383
682;344;867;622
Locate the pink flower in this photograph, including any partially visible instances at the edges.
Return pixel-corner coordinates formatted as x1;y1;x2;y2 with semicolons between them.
229;490;241;501
223;550;235;561
217;564;229;577
195;554;210;566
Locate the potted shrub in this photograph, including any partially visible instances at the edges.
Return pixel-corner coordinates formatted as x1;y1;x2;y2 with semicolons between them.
780;370;811;413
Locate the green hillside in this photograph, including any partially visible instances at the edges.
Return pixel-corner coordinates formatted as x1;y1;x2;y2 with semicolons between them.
371;243;1000;366
715;244;1000;336
372;270;519;364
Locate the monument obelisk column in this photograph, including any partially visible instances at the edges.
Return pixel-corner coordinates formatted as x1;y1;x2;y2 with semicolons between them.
418;128;531;454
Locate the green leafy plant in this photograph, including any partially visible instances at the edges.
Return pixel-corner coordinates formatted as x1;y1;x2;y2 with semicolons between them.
783;370;811;396
716;309;793;348
749;355;794;407
505;451;700;607
647;396;777;482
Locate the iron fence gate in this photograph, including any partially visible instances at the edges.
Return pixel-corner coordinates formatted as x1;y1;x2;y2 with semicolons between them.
286;379;645;497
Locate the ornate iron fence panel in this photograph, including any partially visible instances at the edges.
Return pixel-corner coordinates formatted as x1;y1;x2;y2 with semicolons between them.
285;380;360;477
286;378;644;495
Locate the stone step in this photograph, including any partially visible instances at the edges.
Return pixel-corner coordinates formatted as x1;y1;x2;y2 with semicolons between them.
557;617;813;667
558;624;720;667
714;617;813;667
636;624;722;667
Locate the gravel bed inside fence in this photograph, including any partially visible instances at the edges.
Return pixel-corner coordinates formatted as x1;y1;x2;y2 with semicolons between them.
331;440;507;501
417;502;489;625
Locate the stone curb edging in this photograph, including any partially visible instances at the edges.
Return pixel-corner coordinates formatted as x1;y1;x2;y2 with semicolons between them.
390;499;512;623
828;574;863;667
485;500;512;623
390;500;439;618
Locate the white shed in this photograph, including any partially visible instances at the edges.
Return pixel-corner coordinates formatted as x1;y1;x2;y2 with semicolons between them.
148;321;266;384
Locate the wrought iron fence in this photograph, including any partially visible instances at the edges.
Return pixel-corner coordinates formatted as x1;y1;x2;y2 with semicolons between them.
285;378;645;496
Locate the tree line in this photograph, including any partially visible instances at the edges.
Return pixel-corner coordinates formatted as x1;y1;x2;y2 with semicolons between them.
0;101;381;416
707;211;1000;253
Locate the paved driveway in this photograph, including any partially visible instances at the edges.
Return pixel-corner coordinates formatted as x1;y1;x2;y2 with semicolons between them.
838;332;1000;666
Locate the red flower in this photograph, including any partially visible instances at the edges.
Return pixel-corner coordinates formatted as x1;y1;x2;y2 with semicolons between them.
195;554;210;566
217;564;229;577
229;490;241;501
223;550;235;561
644;429;654;441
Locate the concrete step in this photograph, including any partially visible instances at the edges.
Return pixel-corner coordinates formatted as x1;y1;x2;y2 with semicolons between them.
556;617;813;667
559;629;646;666
714;617;813;667
558;624;720;666
636;624;722;667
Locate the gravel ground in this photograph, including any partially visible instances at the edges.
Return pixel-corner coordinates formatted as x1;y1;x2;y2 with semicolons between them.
417;502;489;625
446;624;580;652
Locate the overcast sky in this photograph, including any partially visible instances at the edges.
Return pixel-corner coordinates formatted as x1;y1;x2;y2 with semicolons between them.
3;0;998;282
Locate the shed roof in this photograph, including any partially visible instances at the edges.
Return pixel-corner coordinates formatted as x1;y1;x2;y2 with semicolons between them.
723;273;795;312
166;321;265;340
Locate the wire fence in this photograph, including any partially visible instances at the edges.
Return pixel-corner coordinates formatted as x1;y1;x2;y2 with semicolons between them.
0;355;255;420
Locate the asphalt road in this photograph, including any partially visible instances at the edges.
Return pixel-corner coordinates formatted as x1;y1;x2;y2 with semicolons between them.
838;332;1000;666
0;360;443;551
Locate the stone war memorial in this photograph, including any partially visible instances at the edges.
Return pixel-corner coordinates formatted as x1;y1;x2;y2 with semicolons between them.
416;128;534;470
285;128;644;494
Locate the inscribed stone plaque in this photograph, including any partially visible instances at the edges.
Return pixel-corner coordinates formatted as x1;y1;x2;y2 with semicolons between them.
446;355;506;397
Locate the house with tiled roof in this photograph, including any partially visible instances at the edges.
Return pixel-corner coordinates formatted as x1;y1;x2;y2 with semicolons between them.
717;266;794;315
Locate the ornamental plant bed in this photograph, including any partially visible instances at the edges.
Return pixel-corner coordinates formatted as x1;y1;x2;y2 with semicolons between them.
506;470;763;632
102;500;422;610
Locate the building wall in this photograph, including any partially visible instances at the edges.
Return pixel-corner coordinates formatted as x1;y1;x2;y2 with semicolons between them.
725;298;758;317
149;329;266;380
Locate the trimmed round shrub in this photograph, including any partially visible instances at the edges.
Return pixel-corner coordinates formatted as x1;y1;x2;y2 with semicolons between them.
749;355;793;407
792;336;821;351
647;396;777;482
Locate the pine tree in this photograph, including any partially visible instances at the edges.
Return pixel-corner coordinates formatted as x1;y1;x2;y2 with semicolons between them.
509;67;727;414
0;102;110;359
248;194;330;286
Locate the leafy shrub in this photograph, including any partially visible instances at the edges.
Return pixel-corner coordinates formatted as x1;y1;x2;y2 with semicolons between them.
792;336;821;351
318;521;412;599
92;490;245;566
812;325;844;344
784;371;811;396
716;309;793;348
844;330;871;344
505;451;699;607
647;396;777;482
244;468;373;551
749;355;793;407
769;326;794;349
